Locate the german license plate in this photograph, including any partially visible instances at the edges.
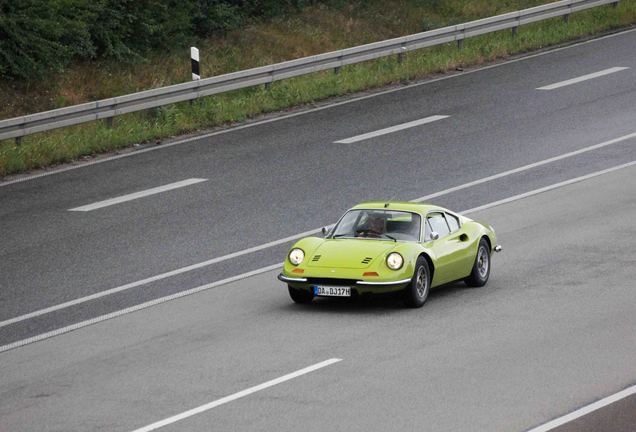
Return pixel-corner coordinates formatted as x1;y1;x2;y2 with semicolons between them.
313;285;351;297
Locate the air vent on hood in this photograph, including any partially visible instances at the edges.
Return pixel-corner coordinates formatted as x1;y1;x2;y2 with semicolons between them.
312;255;321;262
361;257;373;264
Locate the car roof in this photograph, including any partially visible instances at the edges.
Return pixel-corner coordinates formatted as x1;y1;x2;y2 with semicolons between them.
350;201;445;215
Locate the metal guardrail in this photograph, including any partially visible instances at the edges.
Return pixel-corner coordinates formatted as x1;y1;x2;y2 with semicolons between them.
0;0;620;143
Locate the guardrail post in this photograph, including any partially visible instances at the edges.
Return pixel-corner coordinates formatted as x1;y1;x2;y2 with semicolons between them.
334;66;341;75
612;1;619;7
396;46;406;64
106;117;114;128
457;39;463;50
15;136;22;146
512;26;518;37
264;70;274;90
563;13;569;23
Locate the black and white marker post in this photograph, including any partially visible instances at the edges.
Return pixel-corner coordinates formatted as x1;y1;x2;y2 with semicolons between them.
191;47;200;81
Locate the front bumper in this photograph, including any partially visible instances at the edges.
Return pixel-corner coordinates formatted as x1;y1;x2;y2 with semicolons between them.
278;273;411;294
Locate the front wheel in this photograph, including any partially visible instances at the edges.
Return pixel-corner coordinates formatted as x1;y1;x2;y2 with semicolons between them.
288;286;314;304
465;238;491;287
403;257;431;308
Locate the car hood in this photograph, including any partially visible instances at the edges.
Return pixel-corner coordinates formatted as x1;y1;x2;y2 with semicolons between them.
307;238;395;269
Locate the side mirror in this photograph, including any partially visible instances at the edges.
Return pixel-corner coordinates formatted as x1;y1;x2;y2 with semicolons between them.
321;227;328;237
430;231;439;241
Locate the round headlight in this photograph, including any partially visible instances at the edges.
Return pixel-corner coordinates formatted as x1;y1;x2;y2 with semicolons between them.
386;252;403;270
288;248;305;266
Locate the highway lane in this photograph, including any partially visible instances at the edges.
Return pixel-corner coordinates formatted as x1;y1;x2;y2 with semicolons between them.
1;163;634;432
1;139;635;347
1;29;636;340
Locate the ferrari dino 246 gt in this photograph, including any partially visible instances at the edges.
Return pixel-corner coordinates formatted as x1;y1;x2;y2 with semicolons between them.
278;202;501;307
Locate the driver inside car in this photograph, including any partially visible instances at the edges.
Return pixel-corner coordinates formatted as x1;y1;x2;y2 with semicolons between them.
357;215;384;238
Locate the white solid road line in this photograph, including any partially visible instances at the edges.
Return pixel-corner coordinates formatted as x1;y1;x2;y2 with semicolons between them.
525;384;636;432
2;161;635;353
413;131;636;203
129;358;342;432
0;229;325;329
536;66;629;90
462;160;636;215
2;131;635;331
334;115;449;143
0;263;282;353
68;178;208;211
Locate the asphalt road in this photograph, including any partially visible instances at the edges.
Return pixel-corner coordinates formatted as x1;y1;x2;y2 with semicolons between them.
1;27;635;431
2;29;636;345
1;162;635;432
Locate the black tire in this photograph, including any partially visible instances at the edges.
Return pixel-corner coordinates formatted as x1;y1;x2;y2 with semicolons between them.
464;238;491;287
288;285;314;304
403;257;431;308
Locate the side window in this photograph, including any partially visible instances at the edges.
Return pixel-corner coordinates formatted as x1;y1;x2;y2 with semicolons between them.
426;213;450;239
446;213;460;232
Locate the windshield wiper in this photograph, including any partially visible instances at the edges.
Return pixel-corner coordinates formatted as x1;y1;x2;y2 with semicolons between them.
332;233;396;241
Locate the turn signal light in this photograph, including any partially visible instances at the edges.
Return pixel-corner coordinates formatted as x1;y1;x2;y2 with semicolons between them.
292;268;305;274
363;272;379;277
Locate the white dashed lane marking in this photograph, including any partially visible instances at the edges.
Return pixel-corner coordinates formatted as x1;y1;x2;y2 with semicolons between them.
334;115;449;143
536;67;629;90
69;178;208;211
129;359;343;432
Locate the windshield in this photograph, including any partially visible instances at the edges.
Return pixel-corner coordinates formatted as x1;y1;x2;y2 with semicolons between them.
330;209;421;241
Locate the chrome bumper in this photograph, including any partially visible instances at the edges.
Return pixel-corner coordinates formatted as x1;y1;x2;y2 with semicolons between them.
357;278;412;286
277;273;308;283
278;273;410;286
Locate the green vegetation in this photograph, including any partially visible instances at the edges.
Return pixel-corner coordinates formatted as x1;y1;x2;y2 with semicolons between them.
1;0;635;177
0;0;317;81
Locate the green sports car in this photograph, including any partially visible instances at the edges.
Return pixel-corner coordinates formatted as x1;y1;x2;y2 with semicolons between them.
278;202;501;307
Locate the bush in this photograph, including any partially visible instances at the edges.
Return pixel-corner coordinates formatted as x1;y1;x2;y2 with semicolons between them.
0;0;321;81
194;1;244;36
90;1;194;61
0;0;95;80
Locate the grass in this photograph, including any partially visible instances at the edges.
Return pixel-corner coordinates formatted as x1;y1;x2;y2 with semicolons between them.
1;0;635;177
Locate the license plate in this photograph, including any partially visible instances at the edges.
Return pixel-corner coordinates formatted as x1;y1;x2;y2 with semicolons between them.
313;285;351;297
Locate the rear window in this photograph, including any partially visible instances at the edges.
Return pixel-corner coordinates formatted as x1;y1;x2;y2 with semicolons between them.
446;213;460;232
427;213;450;238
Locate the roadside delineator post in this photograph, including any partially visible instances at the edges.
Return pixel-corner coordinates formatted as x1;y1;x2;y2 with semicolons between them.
191;47;200;81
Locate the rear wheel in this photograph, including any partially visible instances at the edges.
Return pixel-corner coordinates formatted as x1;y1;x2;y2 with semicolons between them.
403;257;430;308
288;285;314;304
465;238;491;287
